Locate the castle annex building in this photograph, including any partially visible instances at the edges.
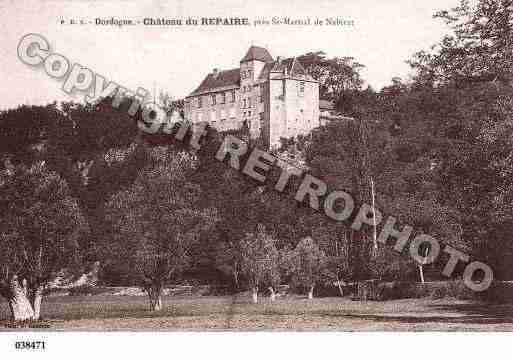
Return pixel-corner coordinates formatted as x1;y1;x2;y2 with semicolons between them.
184;46;320;148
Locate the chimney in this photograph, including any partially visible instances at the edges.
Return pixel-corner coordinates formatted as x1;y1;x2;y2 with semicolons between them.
212;68;219;77
276;56;282;64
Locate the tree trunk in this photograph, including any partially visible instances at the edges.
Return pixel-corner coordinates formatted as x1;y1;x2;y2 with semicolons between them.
233;265;239;290
251;287;258;304
336;281;344;297
335;274;344;297
418;265;425;284
370;177;378;255
269;287;276;302
146;285;163;311
4;277;35;321
29;286;44;320
418;246;428;284
308;285;314;300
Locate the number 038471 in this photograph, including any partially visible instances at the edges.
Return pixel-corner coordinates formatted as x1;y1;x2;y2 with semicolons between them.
15;341;45;350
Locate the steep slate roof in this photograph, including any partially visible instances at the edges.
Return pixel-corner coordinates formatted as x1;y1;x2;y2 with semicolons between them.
258;57;308;80
273;58;294;73
188;49;314;96
290;58;306;76
188;68;240;96
240;46;274;63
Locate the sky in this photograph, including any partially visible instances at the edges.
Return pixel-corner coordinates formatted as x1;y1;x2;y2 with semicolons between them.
0;0;460;110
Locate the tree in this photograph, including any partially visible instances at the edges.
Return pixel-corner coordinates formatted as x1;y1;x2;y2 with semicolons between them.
304;119;390;282
0;99;159;316
404;1;513;279
239;224;280;303
297;51;365;112
314;221;351;296
213;240;243;290
191;128;304;289
0;161;84;320
106;146;216;311
0;99;148;267
48;98;147;259
409;0;513;87
381;82;513;279
158;91;185;119
288;237;327;299
298;52;365;98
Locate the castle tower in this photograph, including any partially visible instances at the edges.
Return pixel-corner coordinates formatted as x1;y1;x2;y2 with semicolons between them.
239;46;273;139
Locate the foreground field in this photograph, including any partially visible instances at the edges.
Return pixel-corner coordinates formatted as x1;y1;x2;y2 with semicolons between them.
2;294;513;331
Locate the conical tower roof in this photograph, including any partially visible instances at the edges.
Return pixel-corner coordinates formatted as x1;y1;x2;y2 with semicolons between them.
240;46;273;63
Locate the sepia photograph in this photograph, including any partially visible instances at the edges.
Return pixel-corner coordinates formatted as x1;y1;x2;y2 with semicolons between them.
0;0;512;357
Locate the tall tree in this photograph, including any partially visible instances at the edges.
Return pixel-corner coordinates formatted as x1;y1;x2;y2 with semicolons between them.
0;161;84;320
287;237;327;299
106;146;216;311
409;0;513;87
298;51;365;112
0;99;147;265
239;224;280;303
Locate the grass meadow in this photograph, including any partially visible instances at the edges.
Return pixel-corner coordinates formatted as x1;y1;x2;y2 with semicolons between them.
2;294;513;331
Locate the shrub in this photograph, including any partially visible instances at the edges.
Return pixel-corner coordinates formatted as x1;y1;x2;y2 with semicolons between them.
67;285;113;297
353;280;481;301
479;281;513;303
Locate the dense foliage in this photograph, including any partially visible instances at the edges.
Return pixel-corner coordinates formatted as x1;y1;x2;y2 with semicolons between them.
1;0;512;320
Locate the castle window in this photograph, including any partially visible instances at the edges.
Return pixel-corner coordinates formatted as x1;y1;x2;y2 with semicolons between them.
198;97;202;108
299;81;305;96
243;99;247;108
211;94;216;105
231;90;236;103
248;98;252;108
259;84;265;103
221;92;226;104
